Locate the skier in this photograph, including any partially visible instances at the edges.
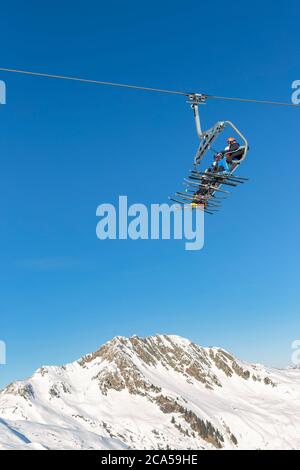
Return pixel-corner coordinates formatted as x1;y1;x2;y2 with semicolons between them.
212;152;230;174
224;137;244;164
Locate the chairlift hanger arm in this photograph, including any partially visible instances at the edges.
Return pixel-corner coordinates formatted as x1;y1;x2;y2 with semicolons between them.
188;94;207;139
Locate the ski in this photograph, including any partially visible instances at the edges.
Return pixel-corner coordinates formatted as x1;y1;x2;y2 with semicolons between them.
169;197;215;215
183;180;230;194
175;192;221;207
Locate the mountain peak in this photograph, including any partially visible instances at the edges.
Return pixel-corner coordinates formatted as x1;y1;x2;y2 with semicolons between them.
78;334;274;392
0;334;299;450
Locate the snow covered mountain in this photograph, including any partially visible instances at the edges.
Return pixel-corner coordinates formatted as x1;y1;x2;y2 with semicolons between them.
0;334;299;450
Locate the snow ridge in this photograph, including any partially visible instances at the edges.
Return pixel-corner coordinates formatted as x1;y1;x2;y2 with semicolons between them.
0;334;299;450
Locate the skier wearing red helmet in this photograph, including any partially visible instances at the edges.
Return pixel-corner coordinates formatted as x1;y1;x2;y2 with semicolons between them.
225;137;240;163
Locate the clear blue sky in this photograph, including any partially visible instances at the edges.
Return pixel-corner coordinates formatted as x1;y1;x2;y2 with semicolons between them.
0;0;299;387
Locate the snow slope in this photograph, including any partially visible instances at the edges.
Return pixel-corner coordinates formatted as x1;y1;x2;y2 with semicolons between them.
0;334;299;450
